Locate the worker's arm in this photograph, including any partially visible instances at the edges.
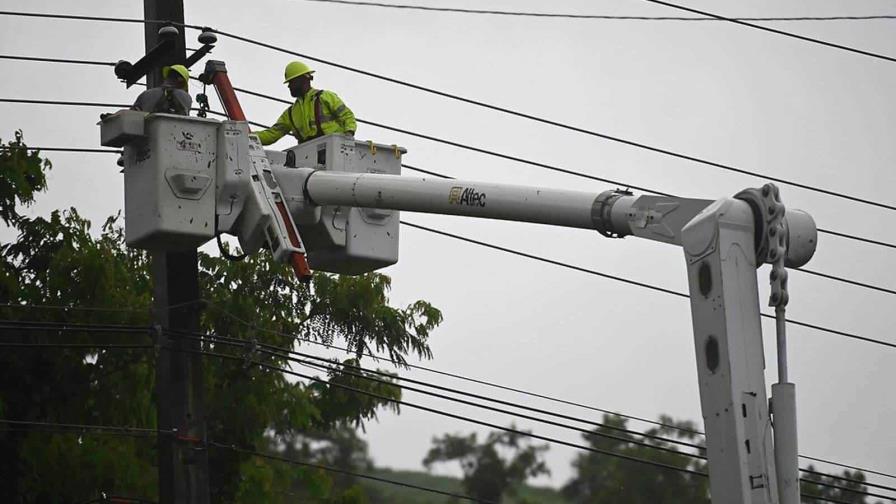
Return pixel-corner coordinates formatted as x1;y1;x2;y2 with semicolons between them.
255;107;294;146
323;91;357;135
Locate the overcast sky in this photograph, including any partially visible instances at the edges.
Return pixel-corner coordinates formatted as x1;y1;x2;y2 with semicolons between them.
1;0;894;491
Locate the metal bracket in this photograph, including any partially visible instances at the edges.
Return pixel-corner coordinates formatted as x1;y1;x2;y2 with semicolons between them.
592;189;632;238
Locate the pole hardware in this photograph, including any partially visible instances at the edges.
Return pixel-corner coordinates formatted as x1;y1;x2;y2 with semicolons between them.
592;189;633;238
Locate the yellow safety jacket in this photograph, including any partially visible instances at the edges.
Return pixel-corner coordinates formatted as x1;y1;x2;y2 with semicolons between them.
256;88;357;146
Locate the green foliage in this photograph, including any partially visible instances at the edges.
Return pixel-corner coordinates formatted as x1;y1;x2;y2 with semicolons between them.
562;414;709;504
0;134;443;503
800;466;875;503
0;131;51;226
423;427;550;502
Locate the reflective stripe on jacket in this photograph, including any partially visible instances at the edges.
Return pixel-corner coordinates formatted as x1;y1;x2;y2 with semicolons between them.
256;88;357;145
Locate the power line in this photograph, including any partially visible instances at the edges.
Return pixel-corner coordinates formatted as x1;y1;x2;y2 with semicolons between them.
0;342;152;350
6;137;891;298
0;54;114;67
305;0;896;22
189;330;708;458
0;145;123;154
643;0;896;64
225;84;896;252
4;304;895;486
0;418;489;503
397;164;896;297
207;441;496;503
3;14;896;217
191;330;896;496
189;343;712;479
400;220;896;350
2;127;895;346
193;300;896;485
0;419;163;437
0;10;203;30
205;28;896;214
3;56;896;252
186;342;891;503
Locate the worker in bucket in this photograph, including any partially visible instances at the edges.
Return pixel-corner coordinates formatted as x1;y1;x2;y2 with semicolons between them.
131;64;193;115
255;61;357;146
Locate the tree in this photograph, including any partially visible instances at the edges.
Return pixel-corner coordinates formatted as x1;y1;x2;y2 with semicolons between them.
0;132;443;503
801;466;878;504
562;414;709;504
422;427;549;503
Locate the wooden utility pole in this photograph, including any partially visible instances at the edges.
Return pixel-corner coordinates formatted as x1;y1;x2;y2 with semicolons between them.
144;0;210;502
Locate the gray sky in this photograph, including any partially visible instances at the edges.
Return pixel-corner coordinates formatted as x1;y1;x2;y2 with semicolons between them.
1;0;894;491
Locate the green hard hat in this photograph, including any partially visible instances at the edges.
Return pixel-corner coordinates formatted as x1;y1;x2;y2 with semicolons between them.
162;64;190;89
283;60;314;83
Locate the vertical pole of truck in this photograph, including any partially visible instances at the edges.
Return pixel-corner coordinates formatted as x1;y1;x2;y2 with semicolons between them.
145;0;211;502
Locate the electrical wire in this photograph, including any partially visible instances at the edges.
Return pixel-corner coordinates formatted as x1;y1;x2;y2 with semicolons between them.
201;30;896;214
400;220;896;350
187;330;709;458
304;1;896;22
0;342;152;350
0;418;492;503
196;300;896;482
0;146;123;154
189;343;711;478
0;419;164;437
0;310;896;490
3;55;895;252
396;164;896;297
189;330;896;496
207;441;496;503
643;0;896;64
5;132;892;300
0;54;114;66
225;84;896;252
185;342;893;503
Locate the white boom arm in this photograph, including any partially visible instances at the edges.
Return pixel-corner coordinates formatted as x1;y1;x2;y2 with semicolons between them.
286;166;816;504
104;110;813;504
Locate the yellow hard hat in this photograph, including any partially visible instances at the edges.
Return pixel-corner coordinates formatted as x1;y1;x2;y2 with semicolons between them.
283;61;314;83
162;64;190;88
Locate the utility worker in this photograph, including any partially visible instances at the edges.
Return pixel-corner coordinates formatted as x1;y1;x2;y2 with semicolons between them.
255;61;356;146
131;64;192;115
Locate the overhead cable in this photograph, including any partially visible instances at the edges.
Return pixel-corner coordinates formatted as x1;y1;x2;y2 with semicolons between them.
184;342;892;503
0;418;489;503
397;164;896;297
399;220;896;350
189;343;711;478
2;57;895;252
208;441;495;503
643;0;896;64
304;1;896;22
208;30;896;214
1;127;894;346
189;330;896;495
5;304;894;485
192;300;896;486
189;330;708;458
1;13;894;215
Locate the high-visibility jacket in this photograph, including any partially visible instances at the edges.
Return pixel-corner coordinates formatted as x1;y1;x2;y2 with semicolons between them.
256;88;356;146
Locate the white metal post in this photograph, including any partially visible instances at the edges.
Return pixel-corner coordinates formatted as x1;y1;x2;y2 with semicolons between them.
681;198;778;504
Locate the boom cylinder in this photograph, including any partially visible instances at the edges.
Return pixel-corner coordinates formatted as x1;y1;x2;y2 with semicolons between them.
304;170;602;230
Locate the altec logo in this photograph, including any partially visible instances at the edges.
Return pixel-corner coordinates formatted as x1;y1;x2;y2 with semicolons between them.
448;186;487;207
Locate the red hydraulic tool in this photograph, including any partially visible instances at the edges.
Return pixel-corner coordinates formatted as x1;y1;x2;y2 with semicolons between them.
200;60;312;281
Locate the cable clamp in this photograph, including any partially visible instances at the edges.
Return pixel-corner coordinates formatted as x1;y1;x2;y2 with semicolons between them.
391;144;401;158
242;337;259;370
367;140;377;156
592;189;632;238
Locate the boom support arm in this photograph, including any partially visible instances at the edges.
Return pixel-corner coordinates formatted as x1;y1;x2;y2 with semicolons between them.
283;166;817;504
